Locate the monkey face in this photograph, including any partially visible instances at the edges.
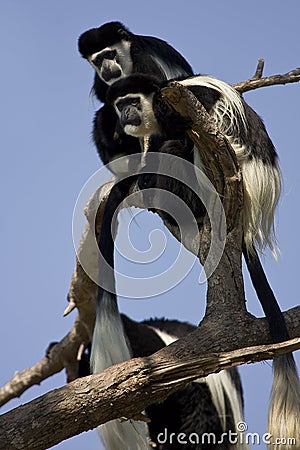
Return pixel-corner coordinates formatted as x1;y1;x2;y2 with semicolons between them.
88;41;133;86
114;93;159;137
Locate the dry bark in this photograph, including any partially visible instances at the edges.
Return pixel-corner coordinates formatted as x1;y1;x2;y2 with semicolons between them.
0;338;299;450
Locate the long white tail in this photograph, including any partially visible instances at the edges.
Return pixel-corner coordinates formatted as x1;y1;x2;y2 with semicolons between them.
91;291;132;372
91;291;150;450
268;354;300;449
205;371;249;449
99;418;150;450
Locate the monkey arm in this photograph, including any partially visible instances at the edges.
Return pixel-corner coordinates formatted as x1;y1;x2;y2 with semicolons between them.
93;104;141;174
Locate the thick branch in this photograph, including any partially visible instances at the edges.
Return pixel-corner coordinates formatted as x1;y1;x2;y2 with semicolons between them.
0;306;299;412
0;337;299;450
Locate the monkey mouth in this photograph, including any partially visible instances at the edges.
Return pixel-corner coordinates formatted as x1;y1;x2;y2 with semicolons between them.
121;116;141;127
120;111;142;132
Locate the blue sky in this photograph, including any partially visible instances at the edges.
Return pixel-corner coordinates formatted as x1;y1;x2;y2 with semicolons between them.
0;2;299;449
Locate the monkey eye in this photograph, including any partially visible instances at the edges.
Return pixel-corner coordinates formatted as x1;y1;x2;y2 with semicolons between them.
115;97;140;112
91;49;117;67
130;97;140;107
115;100;124;112
102;50;117;60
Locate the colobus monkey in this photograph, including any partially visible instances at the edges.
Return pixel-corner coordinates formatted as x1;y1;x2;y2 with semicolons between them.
79;316;247;450
78;22;197;449
105;74;300;441
78;21;193;174
78;21;193;102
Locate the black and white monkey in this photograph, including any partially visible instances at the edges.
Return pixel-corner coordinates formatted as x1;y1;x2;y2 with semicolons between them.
78;22;249;449
79;22;238;450
78;21;193;102
78;21;193;175
78;316;246;450
78;22;298;448
104;73;300;443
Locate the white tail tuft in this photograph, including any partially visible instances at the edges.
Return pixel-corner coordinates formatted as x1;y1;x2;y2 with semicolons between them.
205;371;249;449
99;419;150;450
268;354;300;449
151;326;248;448
91;291;150;449
231;145;282;257
151;55;191;80
180;75;247;137
181;75;282;256
91;292;132;373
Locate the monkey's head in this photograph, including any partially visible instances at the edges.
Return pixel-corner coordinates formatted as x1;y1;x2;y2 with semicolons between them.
78;21;193;103
78;22;133;91
107;75;162;137
107;74;193;142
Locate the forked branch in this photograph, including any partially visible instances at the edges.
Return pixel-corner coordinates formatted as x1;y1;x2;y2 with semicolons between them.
234;60;300;93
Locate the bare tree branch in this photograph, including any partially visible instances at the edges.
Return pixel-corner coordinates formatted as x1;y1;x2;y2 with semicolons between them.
1;303;299;412
234;62;300;93
0;337;299;450
252;58;265;79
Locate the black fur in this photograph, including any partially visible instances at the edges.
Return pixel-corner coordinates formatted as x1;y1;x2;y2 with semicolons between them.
237;100;278;166
79;23;193;174
92;104;141;172
107;74;162;103
138;137;206;227
243;242;290;342
78;21;193;103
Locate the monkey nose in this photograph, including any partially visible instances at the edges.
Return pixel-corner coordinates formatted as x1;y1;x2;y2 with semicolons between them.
120;109;141;128
102;67;121;82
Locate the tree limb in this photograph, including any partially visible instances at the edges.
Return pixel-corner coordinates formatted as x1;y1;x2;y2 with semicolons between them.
233;61;300;93
1;305;299;412
0;337;299;450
